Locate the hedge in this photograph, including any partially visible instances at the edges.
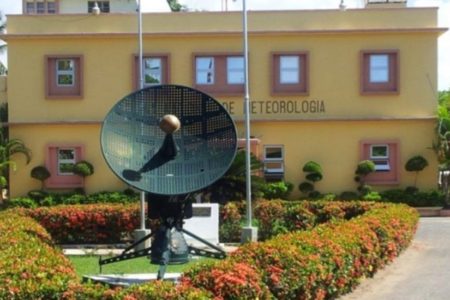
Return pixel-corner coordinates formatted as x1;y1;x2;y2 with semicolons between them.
14;204;141;244
0;210;78;299
182;203;419;299
0;201;418;299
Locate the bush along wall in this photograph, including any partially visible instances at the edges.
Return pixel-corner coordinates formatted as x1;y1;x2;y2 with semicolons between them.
15;204;141;244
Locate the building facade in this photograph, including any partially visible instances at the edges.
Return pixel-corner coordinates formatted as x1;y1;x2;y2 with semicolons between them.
2;1;446;198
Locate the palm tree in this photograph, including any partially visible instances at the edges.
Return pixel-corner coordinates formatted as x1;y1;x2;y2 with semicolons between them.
0;131;31;202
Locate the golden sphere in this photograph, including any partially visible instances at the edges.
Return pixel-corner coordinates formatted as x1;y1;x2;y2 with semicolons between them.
159;114;181;134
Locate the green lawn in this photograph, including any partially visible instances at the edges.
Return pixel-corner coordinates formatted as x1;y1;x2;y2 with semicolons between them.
68;255;213;279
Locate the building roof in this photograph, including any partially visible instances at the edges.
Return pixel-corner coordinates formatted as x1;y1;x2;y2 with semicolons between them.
1;7;446;39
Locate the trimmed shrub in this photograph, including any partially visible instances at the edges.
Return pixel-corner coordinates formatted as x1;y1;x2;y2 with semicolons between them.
0;201;418;299
182;260;271;300
219;202;243;243
261;181;293;200
15;204;141;244
72;160;94;177
30;165;51;190
299;161;323;198
0;211;77;299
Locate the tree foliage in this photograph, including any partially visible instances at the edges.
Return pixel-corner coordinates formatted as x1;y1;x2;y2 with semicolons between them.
166;0;186;12
201;150;264;204
433;89;450;206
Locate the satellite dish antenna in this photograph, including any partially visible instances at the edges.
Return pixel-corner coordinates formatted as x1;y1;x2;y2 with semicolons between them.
99;84;237;279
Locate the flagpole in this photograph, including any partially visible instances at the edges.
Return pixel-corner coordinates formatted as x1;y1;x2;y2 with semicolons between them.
137;0;146;231
241;0;258;242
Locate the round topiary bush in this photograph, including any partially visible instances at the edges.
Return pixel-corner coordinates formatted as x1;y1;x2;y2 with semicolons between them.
73;161;94;177
298;182;314;193
306;172;323;182
355;160;376;176
30;166;51;190
405;155;428;172
302;161;322;173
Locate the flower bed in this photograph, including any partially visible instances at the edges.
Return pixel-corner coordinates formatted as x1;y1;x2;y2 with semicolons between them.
0;210;78;299
182;203;418;299
0;201;418;299
14;204;141;244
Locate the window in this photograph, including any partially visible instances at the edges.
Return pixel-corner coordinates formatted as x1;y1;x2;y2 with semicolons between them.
88;1;110;13
56;59;74;87
25;0;58;14
46;55;83;99
227;57;244;84
361;50;399;94
45;145;84;188
272;52;309;95
370;144;390;171
134;55;169;89
57;148;76;175
263;145;284;181
280;56;300;84
193;54;244;95
360;140;399;184
196;57;214;84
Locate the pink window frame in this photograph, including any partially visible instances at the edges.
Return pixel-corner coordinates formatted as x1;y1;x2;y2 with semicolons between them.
192;53;245;96
132;53;170;90
45;144;85;188
271;51;309;96
360;50;399;95
360;140;400;185
45;55;84;99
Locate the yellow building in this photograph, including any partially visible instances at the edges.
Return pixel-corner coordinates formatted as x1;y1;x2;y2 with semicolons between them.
2;1;446;199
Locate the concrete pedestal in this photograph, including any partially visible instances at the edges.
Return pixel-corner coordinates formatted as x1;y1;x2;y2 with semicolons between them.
133;229;152;252
241;226;258;244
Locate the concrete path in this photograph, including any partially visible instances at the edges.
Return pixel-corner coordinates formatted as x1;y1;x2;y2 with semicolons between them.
340;217;450;300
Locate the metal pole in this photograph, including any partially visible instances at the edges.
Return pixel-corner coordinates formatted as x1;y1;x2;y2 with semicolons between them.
242;0;252;227
137;0;145;230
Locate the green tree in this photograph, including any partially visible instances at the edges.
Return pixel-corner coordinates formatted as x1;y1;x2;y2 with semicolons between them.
166;0;186;12
30;165;51;190
0;132;31;202
298;161;323;199
405;155;428;189
200;150;264;204
354;160;375;196
433;89;450;207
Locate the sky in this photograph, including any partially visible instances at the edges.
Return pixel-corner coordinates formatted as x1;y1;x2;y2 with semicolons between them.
0;0;448;90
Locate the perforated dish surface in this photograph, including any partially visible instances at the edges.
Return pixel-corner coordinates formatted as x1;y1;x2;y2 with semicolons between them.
101;85;237;195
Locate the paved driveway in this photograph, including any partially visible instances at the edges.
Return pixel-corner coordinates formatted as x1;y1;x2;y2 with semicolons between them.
340;217;450;300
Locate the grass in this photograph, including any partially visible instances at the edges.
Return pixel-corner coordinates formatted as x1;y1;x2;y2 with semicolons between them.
68;255;213;279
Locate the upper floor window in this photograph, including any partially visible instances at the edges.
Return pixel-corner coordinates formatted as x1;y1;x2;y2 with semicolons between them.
361;50;399;94
226;57;244;84
46;55;83;99
272;52;309;95
88;1;110;13
360;140;399;184
196;57;214;85
193;54;244;95
134;54;169;89
25;0;58;14
56;59;75;86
